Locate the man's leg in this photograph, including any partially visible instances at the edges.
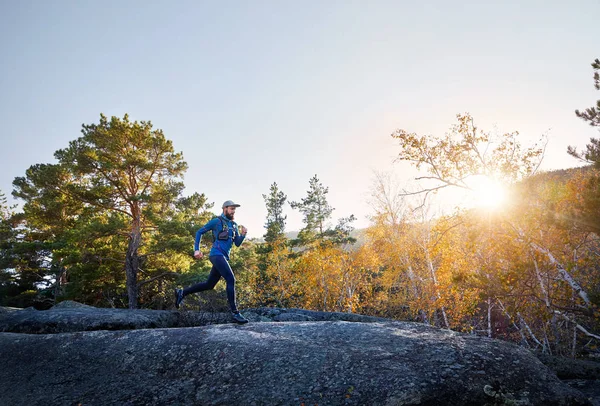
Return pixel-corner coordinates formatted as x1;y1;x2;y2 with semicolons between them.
175;265;220;308
208;256;238;313
209;256;248;323
182;265;221;295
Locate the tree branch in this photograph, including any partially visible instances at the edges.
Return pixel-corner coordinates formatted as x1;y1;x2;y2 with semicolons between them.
554;311;600;340
137;272;180;288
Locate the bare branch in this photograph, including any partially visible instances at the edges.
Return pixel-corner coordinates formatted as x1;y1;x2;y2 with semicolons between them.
137;272;180;288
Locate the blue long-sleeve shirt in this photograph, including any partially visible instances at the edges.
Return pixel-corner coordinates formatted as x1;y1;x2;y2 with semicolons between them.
194;216;245;259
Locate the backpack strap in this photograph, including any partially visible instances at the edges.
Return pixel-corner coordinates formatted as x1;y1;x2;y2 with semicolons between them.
216;216;238;240
211;216;227;240
221;216;239;238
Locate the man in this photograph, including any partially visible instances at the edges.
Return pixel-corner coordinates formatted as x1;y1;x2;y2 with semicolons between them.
175;200;249;324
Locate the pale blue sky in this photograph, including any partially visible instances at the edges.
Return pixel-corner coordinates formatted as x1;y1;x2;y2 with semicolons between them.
1;0;598;235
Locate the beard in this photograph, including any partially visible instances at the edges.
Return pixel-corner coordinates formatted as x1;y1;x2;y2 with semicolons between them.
225;212;235;220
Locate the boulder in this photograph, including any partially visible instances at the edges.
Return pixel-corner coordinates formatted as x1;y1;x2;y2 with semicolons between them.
0;304;388;334
0;320;590;405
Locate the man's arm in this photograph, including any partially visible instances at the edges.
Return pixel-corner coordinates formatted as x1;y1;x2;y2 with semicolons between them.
234;225;247;247
194;218;219;251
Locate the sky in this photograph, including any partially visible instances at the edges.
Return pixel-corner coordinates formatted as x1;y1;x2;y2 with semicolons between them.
1;0;599;237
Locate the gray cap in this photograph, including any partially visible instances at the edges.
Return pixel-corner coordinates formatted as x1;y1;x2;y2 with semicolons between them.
222;200;241;209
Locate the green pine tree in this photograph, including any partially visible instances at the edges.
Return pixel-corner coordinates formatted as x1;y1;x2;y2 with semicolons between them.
568;58;600;166
290;175;334;243
262;182;288;243
13;114;188;309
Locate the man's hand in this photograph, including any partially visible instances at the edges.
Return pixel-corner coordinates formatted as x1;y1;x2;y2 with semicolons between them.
194;250;203;259
240;226;248;236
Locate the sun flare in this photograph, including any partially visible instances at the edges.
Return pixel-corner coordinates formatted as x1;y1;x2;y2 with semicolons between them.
470;175;508;209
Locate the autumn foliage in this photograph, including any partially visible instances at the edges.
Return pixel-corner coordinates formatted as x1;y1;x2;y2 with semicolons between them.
3;61;600;358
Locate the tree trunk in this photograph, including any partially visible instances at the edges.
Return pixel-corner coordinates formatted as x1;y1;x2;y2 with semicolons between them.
322;272;328;311
158;279;164;310
405;261;429;324
276;265;286;307
517;311;543;347
572;323;577;359
126;212;142;310
554;310;600;340
497;299;529;347
487;297;492;338
426;254;449;329
528;241;592;308
54;266;65;301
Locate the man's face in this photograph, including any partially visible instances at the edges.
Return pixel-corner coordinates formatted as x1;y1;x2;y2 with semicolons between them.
224;206;236;220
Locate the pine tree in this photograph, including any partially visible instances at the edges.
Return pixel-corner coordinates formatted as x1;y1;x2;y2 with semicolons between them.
290;175;334;243
262;182;287;243
568;58;600;167
565;59;600;234
13;114;188;309
575;58;600;127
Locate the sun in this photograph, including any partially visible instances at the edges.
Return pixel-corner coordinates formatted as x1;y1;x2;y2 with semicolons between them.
469;175;508;209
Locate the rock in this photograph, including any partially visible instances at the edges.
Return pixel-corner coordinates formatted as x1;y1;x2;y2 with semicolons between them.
270;308;391;323
273;312;314;321
0;304;390;334
0;307;179;334
0;321;590;405
0;307;23;314
564;380;600;406
50;300;96;309
536;353;600;380
536;353;600;405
